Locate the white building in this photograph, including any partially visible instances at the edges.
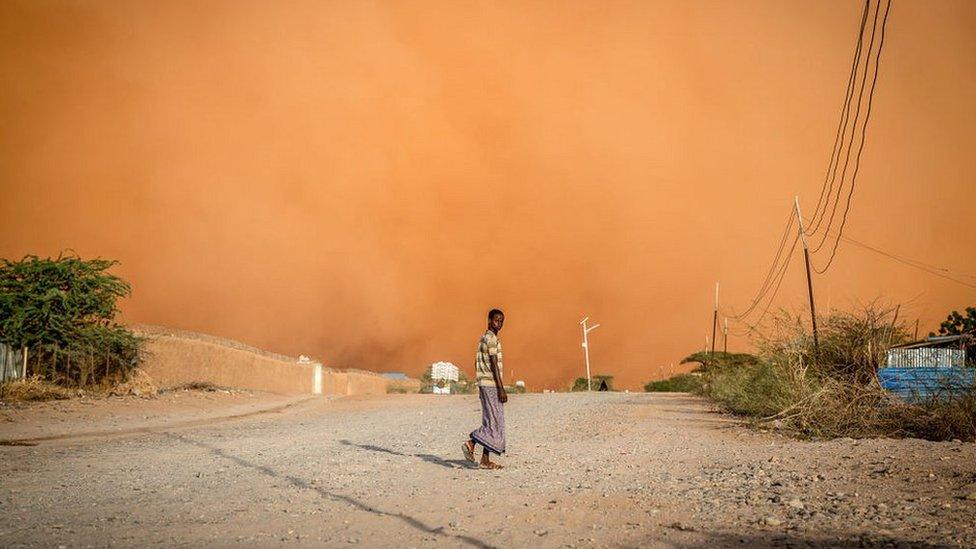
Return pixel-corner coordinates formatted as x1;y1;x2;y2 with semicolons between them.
430;361;459;394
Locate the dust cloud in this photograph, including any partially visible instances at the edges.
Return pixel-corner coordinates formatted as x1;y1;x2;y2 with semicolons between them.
2;1;975;389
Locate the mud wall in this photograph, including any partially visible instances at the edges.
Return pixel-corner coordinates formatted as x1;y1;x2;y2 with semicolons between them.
136;327;389;395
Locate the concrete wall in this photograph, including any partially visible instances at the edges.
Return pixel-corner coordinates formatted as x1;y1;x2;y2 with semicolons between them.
135;326;390;396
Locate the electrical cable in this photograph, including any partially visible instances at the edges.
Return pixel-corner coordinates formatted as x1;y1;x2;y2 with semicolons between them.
814;0;891;272
727;209;797;320
728;233;801;336
805;219;976;289
812;0;883;253
807;0;872;235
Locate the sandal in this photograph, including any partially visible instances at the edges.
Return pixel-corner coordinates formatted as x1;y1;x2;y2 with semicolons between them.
479;461;503;470
462;441;476;463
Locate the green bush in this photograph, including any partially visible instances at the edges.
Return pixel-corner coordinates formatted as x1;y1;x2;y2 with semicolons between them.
643;374;702;393
571;375;613;391
0;254;142;387
680;351;759;371
701;359;811;418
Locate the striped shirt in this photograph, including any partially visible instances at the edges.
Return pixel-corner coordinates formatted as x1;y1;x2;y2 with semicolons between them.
475;330;503;387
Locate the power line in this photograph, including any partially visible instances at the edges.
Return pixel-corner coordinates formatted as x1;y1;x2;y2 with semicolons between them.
814;0;892;272
728;232;801;335
805;219;976;289
727;209;797;320
812;0;884;254
807;0;872;235
725;1;898;339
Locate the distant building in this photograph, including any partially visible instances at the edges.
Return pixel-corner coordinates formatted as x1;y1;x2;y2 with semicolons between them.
430;361;460;394
382;372;409;380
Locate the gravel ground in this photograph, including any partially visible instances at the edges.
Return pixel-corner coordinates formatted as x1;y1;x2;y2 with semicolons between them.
1;392;975;547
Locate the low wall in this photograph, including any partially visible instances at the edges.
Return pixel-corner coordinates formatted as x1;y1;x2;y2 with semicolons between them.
134;326;390;396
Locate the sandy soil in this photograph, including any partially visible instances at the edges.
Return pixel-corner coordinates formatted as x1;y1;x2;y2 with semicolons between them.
1;392;974;547
0;390;314;443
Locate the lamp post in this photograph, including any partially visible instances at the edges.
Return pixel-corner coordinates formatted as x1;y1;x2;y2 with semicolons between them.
580;316;600;391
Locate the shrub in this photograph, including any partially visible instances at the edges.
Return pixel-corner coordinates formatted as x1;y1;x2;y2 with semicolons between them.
0;376;75;402
696;302;976;441
701;360;810;417
571;375;613;391
0;254;142;387
643;374;702;393
680;351;759;371
752;302;910;382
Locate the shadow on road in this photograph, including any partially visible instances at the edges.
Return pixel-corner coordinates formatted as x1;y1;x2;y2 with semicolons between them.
339;440;477;469
650;527;947;548
165;433;492;549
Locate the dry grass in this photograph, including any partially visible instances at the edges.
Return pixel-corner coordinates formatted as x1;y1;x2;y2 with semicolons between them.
162;381;223;393
702;303;976;442
0;376;76;402
109;369;159;397
0;369;163;403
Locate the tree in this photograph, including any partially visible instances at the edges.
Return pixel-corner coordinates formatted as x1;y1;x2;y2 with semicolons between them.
934;307;976;337
0;254;142;385
932;306;976;366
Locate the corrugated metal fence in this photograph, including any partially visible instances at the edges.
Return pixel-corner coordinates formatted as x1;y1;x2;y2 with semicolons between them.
886;348;965;369
0;342;25;383
881;347;972;401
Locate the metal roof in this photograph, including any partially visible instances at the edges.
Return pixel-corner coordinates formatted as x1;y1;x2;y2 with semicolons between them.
890;334;968;350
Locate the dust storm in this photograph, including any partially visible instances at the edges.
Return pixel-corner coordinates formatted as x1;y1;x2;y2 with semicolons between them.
1;1;975;389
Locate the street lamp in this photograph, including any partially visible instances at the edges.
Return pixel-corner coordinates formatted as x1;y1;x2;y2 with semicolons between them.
580;316;600;391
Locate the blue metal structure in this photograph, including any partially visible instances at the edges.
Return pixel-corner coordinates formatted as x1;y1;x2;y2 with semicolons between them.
878;367;975;401
878;335;973;401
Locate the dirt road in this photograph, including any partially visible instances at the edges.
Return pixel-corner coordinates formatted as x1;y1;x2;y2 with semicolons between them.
2;392;975;547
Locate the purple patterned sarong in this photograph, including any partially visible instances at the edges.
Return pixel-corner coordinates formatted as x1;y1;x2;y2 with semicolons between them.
470;386;505;455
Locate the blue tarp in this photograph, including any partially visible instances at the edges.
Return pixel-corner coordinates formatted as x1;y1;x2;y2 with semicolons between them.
878;367;976;401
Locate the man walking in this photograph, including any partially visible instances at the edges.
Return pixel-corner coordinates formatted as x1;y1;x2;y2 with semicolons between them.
463;309;508;469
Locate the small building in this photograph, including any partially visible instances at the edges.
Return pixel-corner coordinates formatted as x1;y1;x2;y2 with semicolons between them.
879;335;974;401
430;361;459;394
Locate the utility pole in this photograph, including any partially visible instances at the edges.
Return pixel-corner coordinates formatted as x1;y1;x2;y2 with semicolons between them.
794;196;820;351
580;317;600;391
723;317;729;354
710;283;719;355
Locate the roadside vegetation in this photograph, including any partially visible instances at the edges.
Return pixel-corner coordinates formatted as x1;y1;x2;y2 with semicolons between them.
572;375;613;391
0;254;144;401
643;373;702;393
648;303;976;441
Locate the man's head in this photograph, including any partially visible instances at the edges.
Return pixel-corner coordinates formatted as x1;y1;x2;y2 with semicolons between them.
487;308;505;333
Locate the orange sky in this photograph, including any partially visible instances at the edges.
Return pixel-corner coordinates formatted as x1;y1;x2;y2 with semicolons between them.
2;0;974;390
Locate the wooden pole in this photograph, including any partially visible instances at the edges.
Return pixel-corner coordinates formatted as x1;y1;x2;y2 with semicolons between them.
21;346;27;379
723;317;729;354
794;197;819;351
710;283;719;355
913;318;919;341
888;304;901;346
